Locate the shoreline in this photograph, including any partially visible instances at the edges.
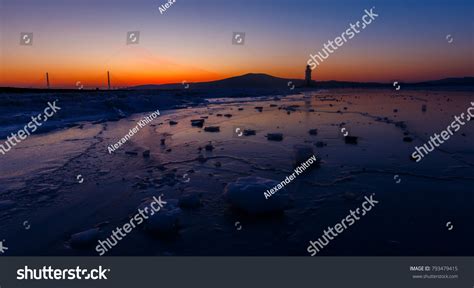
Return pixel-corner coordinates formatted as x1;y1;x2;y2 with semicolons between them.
1;86;473;140
0;88;473;256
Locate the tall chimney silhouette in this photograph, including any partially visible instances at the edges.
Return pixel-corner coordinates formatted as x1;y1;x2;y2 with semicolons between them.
46;72;50;89
107;71;111;90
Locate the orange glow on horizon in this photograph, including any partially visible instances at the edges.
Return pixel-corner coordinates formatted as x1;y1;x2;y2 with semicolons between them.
1;45;472;88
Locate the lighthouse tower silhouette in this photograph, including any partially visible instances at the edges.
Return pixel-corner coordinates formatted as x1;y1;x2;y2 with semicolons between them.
305;65;312;86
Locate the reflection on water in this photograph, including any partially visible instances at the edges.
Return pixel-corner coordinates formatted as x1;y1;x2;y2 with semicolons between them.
1;89;473;256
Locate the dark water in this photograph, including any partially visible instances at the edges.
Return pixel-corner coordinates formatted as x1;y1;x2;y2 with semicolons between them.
1;88;473;256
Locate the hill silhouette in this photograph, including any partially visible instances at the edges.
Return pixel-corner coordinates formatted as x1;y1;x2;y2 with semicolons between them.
1;74;472;93
132;73;305;90
131;74;474;90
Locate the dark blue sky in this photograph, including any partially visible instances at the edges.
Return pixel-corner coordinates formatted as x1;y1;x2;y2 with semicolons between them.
1;0;473;86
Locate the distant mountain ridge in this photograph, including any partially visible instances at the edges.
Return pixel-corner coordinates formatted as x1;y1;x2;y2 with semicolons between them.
132;73;302;90
131;74;474;90
1;74;473;93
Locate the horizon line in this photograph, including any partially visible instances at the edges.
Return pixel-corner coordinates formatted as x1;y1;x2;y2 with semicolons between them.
1;73;473;90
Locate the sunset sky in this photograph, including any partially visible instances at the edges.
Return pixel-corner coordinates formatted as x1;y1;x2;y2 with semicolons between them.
0;0;473;88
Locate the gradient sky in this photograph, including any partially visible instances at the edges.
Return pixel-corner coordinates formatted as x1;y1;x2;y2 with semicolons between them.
0;0;473;88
